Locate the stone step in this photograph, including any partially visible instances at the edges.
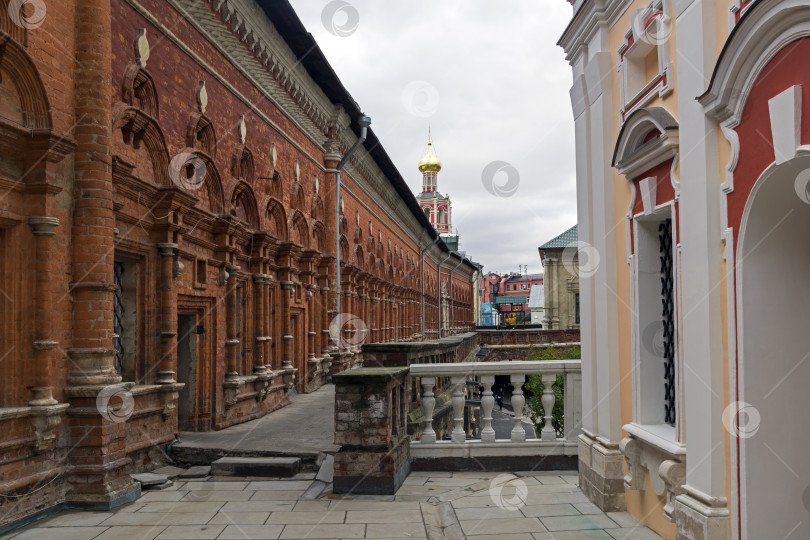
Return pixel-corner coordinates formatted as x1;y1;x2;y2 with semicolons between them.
211;456;301;477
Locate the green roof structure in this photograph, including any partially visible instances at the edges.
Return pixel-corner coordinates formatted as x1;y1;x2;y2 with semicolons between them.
539;225;578;249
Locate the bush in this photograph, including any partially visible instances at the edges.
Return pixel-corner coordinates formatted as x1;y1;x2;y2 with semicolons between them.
525;345;580;438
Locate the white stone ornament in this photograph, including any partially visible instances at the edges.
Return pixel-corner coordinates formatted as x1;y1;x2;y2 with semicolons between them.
238;114;247;144
197;81;208;114
270;143;277;170
314;174;319;194
294;160;300;183
135;29;150;68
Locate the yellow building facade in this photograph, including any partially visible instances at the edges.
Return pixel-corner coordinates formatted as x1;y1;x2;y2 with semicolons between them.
560;1;810;538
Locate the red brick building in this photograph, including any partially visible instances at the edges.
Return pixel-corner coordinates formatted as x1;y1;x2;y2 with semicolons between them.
0;0;476;528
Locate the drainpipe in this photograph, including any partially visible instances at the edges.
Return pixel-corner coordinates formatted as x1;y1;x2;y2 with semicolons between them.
420;235;441;340
449;251;466;334
437;250;452;338
335;115;371;352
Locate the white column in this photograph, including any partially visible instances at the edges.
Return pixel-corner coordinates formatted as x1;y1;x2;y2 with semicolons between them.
420;377;436;444
450;376;466;443
571;68;598;437
674;0;729;535
585;49;623;445
480;375;496;442
510;374;526;442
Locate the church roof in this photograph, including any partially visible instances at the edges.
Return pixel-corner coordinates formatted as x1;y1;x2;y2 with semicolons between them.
539;225;578;249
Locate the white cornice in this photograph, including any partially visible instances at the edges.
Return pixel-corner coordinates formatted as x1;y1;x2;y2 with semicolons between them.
558;0;633;63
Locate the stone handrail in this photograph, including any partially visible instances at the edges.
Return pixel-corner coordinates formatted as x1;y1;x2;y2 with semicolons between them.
409;360;582;464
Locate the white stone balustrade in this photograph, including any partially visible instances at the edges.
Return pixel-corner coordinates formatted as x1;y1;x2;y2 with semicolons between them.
410;360;582;459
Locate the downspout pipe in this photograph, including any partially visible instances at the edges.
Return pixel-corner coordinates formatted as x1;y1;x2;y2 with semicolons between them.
437;251;453;338
449;252;466;334
335;115;371;351
420;235;441;340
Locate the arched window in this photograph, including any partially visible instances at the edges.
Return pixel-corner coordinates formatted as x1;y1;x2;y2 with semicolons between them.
438;208;445;224
423;207;431;220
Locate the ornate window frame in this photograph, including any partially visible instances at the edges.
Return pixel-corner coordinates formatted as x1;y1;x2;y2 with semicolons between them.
617;0;674;123
613;106;685;522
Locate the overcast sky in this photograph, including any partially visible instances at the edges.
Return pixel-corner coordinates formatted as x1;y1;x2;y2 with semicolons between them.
287;0;576;276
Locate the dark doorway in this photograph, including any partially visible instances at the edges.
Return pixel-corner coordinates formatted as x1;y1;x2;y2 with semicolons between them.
177;313;198;430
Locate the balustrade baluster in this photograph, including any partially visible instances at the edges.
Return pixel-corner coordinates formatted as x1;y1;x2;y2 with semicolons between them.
480;375;495;442
420;377;437;444
451;376;466;443
510;374;526;442
541;373;557;440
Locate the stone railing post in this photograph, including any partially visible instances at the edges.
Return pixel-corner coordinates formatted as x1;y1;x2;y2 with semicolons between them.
450;376;466;443
540;373;557;441
419;377;437;443
479;375;495;442
333;366;411;495
510;374;526;442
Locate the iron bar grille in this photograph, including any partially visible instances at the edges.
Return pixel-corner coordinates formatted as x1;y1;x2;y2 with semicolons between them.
113;261;125;374
659;219;675;426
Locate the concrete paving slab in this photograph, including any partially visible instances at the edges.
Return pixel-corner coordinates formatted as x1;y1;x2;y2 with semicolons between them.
344;510;423;523
460;517;546;535
316;454;334;483
220;501;296;513
247;480;312;491
266;510;346;524
93;525;167;540
132;473;169;486
37;511;113;527
365;521;427;538
533;531;613;540
136;501;225;513
218;524;285;539
206;512;270;525
100;512;217;526
453;507;526;521
574;502;604;515
10;527;109;539
606;512;642;528
520;503;580;518
606;527;664;539
292;500;331;512
279;523;366;539
541;515;620;532
178;466;210;479
139;491;186;502
179;490;254;502
152;466;187;478
154;524;225;539
249;490;307;501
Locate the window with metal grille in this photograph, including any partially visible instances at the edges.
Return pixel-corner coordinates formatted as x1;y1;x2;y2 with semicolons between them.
658;219;675;425
113;261;125;374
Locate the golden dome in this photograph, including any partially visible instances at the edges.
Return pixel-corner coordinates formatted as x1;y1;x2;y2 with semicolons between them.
418;142;442;173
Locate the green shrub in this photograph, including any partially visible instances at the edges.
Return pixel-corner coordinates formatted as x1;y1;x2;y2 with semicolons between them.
525;345;580;438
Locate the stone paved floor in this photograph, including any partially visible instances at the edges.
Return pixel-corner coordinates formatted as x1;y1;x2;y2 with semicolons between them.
174;385;340;457
4;471;663;539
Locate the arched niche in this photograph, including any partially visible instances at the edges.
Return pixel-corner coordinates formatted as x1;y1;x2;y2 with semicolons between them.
339;236;350;261
288;210;309;248
121;64;159;119
112;104;171;186
232;144;254;184
265;198;288;241
186;112;217;159
0;39;51;130
230;181;259;230
311;221;325;252
354;245;364;270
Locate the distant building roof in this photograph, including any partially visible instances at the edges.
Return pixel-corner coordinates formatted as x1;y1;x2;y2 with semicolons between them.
539;225;578;249
505;273;543;283
528;284;544;309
